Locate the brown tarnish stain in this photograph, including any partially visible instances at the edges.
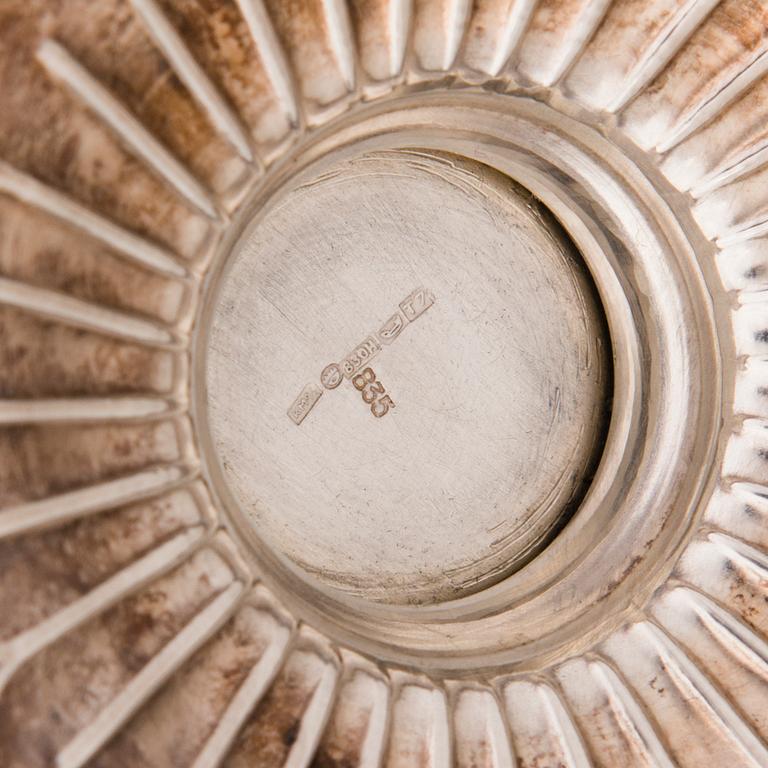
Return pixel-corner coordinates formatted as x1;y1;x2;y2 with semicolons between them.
0;549;233;768
625;0;768;137
348;0;396;82
643;0;768;97
604;626;758;766
0;488;200;642
154;0;291;145
517;0;599;81
0;1;212;260
0;195;186;323
558;658;664;768
89;605;278;768
51;0;246;195
672;605;768;743
385;680;446;768
516;747;568;768
224;648;323;768
461;0;519;72
0;307;178;397
313;739;364;768
588;0;684;65
724;559;768;636
639;658;743;765
556;660;646;767
312;677;370;767
411;0;462;72
600;555;643;599
565;0;689;101
570;704;643;768
509;726;569;768
455;739;497;768
263;0;350;107
526;0;588;37
313;726;367;767
503;679;585;768
665;73;768;185
0;419;185;506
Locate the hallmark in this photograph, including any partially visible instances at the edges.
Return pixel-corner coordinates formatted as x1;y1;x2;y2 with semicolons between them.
288;286;435;425
320;363;343;390
341;335;381;379
377;311;407;345
399;287;435;322
353;367;395;418
287;383;323;425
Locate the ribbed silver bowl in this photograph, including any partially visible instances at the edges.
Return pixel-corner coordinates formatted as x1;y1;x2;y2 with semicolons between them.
1;1;767;766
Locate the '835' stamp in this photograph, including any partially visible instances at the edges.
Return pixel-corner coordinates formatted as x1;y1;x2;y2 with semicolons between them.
287;287;434;424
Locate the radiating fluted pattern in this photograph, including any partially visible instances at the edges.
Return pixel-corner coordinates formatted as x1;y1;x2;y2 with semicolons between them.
0;0;767;765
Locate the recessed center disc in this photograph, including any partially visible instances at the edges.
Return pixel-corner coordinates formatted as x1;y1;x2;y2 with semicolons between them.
205;150;611;604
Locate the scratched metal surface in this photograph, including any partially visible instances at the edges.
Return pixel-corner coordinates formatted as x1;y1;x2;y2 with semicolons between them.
204;151;609;604
0;0;766;767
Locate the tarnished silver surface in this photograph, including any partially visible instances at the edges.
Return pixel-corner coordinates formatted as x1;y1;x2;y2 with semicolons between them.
0;0;767;766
